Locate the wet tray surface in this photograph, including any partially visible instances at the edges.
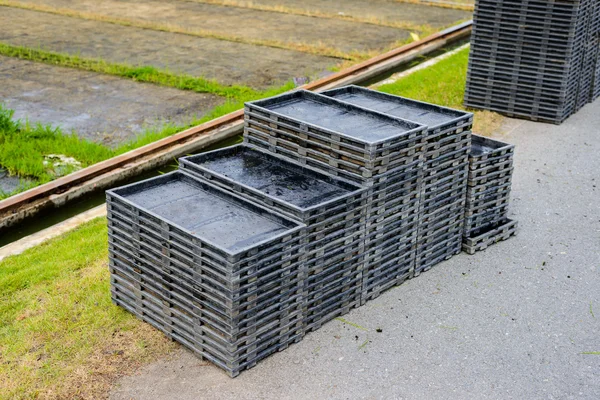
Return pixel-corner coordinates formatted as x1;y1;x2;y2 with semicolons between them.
108;171;302;255
180;145;362;211
247;90;424;144
322;85;472;130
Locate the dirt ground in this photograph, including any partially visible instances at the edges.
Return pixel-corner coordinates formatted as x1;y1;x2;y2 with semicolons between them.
0;7;338;89
0;56;225;146
0;168;25;194
220;0;472;27
13;0;411;54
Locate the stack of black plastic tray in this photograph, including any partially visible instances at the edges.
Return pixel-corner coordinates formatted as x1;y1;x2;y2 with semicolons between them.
107;172;306;377
321;86;473;276
178;145;367;333
244;90;427;303
463;135;517;254
465;0;599;124
576;0;600;110
107;86;521;378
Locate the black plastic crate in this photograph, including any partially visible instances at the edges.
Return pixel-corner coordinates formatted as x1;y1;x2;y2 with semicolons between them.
106;171;310;377
462;218;518;254
179;144;367;223
466;0;597;123
244;89;427;181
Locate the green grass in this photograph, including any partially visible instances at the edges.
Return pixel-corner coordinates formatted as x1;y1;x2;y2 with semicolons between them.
0;42;265;101
376;46;503;135
0;218;176;399
0;106;113;198
378;46;470;108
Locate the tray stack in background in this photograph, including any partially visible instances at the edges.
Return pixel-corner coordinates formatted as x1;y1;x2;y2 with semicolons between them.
107;172;306;377
576;0;600;110
244;90;427;303
465;0;600;124
321;86;473;276
592;1;600;102
179;145;367;333
463;135;517;254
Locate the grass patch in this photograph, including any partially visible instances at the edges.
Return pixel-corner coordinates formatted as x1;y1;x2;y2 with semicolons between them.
0;0;363;61
0;218;178;399
376;46;503;135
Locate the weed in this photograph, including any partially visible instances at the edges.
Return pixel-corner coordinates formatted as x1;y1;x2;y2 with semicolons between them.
376;46;503;136
336;317;368;331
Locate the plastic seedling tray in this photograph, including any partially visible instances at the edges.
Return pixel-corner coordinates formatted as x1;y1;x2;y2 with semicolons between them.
246;89;427;153
321;85;473;137
179;144;365;222
107;171;305;264
462;218;518;254
470;135;514;164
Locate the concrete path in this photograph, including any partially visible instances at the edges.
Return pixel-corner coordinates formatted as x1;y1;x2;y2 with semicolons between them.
110;100;600;399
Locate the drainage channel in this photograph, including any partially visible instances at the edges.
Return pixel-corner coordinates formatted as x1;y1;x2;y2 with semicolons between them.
0;136;241;248
0;38;469;250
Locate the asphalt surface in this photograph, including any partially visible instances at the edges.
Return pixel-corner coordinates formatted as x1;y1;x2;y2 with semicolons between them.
110;103;600;400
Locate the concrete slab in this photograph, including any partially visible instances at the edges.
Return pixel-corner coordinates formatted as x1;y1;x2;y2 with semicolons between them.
13;0;410;54
110;101;600;399
0;56;225;145
0;7;338;89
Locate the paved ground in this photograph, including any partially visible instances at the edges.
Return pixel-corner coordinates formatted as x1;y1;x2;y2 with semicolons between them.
0;56;224;146
110;102;600;399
